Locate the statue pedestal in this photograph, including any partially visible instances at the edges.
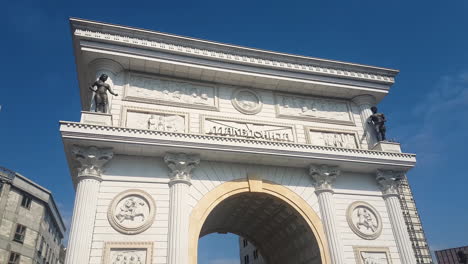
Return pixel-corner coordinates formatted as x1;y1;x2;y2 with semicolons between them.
80;111;113;126
372;141;402;153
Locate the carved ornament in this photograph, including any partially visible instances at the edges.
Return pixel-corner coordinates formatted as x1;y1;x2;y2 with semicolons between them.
231;88;263;115
353;247;392;264
306;127;360;149
121;107;188;133
309;164;341;192
376;170;404;196
164;153;200;184
103;241;153;264
71;145;113;179
107;190;156;235
347;201;382;240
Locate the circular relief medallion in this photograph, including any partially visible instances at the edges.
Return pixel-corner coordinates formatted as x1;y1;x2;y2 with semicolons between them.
231;88;263;115
108;189;156;235
346;201;382;240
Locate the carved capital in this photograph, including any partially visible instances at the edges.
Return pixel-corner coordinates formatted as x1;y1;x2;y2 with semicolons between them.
376;170;404;196
309;164;341;192
352;94;376;106
164;153;200;185
71;145;114;180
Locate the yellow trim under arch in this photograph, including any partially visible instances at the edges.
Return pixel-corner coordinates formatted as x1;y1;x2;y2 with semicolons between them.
188;179;331;264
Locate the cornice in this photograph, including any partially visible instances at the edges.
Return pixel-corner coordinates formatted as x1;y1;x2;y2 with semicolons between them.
72;26;396;85
60;121;416;169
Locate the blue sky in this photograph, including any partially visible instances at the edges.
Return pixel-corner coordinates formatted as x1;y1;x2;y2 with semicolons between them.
1;0;467;263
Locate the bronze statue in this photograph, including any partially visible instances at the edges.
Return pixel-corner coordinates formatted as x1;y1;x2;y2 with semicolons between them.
369;106;387;141
89;74;118;113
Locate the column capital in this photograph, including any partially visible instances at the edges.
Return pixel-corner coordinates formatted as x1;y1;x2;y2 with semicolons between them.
352;94;376;106
164;153;200;185
309;164;341;193
71;145;114;181
376;169;404;197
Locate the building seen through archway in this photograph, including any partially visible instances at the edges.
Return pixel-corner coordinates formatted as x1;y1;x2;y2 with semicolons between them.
60;18;433;264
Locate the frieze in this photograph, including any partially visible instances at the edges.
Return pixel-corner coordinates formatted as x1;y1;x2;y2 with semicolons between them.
275;93;355;125
123;73;219;111
353;247;392;264
201;116;296;143
306;127;360;149
107;189;156;235
121;107;189;133
103;242;153;264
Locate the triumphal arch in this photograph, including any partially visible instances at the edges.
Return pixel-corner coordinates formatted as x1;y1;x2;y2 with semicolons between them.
61;18;418;264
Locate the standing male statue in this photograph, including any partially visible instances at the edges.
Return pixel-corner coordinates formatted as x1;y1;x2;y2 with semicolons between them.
368;106;387;141
89;74;118;113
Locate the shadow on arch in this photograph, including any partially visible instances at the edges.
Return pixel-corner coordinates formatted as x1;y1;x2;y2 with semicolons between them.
188;178;331;264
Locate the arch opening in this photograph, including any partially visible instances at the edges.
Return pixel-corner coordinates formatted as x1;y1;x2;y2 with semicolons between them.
201;192;321;264
189;180;331;264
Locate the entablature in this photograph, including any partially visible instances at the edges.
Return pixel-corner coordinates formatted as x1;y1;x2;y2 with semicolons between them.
60;121;416;177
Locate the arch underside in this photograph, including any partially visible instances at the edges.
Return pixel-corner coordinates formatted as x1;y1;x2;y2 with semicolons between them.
200;192;322;264
189;180;330;264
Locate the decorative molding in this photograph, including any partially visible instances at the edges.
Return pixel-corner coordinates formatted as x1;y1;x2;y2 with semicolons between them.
376;170;404;196
353;247;393;264
352;94;377;106
74;29;396;84
231;88;263;115
123;72;219;111
89;58;124;77
347;201;383;240
107;189;156;235
60;122;417;163
305;126;361;149
201;115;296;143
71;145;113;179
309;164;341;192
164;153;200;184
274;93;356;126
120;106;189;133
103;241;153;264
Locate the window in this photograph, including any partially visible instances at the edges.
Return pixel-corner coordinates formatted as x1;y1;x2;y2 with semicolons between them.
21;194;32;209
13;224;26;243
253;249;259;259
243;239;248;247
8;252;20;264
244;255;249;264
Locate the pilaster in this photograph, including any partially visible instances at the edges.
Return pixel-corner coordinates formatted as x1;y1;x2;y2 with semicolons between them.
65;146;113;264
376;170;417;264
164;153;200;264
309;164;345;264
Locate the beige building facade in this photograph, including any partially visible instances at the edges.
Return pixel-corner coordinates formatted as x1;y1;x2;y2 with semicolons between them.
0;167;66;264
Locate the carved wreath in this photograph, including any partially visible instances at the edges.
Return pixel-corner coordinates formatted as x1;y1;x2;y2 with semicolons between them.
108;189;156;235
231;88;263;115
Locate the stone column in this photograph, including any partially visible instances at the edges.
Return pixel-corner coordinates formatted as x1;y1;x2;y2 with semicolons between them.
88;59;123;113
65;146;113;264
309;164;345;264
164;153;200;264
376;170;416;264
352;94;377;148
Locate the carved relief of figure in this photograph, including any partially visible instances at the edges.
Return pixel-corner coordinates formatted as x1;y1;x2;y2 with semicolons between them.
361;252;388;264
115;198;146;223
357;207;378;232
368;106;387;141
89;74;118;113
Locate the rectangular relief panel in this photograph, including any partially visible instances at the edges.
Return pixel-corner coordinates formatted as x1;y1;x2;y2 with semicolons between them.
103;242;153;264
123;72;219;111
275;93;355;125
306;127;360;149
121;106;189;133
353;247;392;264
201;116;296;143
